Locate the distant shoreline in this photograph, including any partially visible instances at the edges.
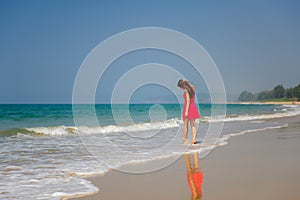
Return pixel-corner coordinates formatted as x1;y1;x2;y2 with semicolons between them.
227;101;300;105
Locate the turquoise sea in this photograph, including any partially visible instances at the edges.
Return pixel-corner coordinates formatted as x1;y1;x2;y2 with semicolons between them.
1;103;299;199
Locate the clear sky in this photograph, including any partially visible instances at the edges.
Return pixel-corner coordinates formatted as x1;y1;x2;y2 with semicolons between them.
0;0;299;103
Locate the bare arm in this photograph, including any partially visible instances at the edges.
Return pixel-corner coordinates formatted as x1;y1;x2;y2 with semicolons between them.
185;90;190;117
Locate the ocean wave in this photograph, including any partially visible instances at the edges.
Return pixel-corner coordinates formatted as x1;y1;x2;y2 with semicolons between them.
282;104;299;108
1;105;299;137
204;105;300;122
22;118;182;136
216;123;289;147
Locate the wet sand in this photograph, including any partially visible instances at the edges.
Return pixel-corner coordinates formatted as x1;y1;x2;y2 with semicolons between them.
68;115;300;200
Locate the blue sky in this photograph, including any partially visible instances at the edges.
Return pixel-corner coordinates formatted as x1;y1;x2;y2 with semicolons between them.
0;0;299;103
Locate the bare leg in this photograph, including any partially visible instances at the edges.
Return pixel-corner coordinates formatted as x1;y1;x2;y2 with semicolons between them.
193;152;199;172
183;119;189;143
184;154;192;173
185;154;198;198
190;119;197;144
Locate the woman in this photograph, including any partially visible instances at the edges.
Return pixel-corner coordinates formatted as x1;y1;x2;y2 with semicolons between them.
177;79;200;144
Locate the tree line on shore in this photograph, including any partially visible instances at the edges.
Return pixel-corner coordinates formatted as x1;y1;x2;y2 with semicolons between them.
238;83;300;102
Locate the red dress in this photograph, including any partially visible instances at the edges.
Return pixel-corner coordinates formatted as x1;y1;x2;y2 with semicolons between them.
183;92;200;119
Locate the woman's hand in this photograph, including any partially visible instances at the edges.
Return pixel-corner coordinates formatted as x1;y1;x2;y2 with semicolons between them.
185;110;188;117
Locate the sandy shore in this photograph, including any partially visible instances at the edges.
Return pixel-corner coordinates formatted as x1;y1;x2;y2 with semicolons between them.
68;115;300;200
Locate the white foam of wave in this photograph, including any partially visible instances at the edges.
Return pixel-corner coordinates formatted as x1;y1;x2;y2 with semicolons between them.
282;104;299;108
26;126;73;136
218;123;288;146
24;118;182;136
112;122;290;168
73;122;289;177
0;136;103;200
181;122;289;157
23;105;299;137
205;105;300;123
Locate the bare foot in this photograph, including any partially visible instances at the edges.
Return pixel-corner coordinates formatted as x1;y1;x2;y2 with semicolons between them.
183;138;191;144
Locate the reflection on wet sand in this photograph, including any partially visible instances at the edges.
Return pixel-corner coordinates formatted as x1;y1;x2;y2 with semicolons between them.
185;153;204;200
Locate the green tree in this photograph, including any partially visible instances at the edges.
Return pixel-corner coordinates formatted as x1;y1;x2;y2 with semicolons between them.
238;90;255;101
294;84;300;99
257;91;272;100
286;88;294;98
272;84;285;98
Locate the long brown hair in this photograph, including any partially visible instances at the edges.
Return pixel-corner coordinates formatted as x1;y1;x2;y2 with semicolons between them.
177;79;195;98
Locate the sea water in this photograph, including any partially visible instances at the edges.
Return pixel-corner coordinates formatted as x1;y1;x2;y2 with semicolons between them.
0;104;299;199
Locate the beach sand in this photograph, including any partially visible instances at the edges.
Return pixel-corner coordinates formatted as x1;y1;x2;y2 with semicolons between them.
68;115;300;200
